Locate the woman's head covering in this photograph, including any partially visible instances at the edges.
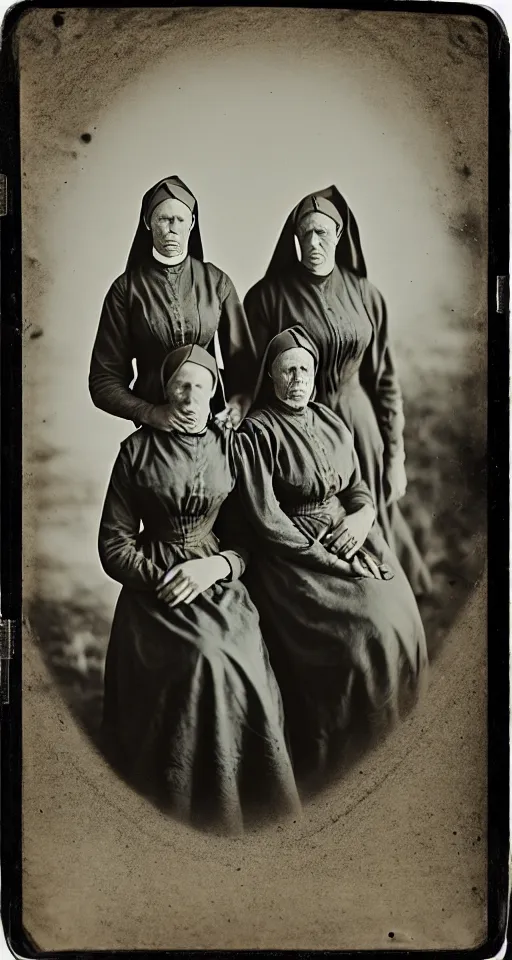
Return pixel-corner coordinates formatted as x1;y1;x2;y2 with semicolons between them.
294;194;344;231
161;344;218;399
251;326;319;411
266;327;319;375
126;175;204;269
264;185;366;279
142;179;196;228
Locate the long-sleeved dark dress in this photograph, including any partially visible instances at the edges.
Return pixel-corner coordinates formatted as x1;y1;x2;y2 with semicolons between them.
98;420;300;833
244;263;431;595
235;400;428;792
90;255;257;423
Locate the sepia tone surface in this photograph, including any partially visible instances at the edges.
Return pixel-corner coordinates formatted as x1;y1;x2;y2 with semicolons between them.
18;6;488;950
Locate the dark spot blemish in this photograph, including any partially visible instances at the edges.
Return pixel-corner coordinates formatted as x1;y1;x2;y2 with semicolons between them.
448;23;485;59
80;133;92;144
447;48;462;65
74;32;84;39
471;21;484;35
453;830;457;835
71;151;78;160
472;885;477;892
457;164;472;179
26;30;44;47
29;328;43;340
449;210;482;248
52;12;64;27
156;13;181;28
388;932;395;939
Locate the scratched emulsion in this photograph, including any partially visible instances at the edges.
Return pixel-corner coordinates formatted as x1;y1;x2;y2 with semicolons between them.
18;7;488;951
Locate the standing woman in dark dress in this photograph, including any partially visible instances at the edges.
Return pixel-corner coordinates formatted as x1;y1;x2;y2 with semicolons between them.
99;344;300;834
243;187;432;596
235;327;428;794
89;175;257;431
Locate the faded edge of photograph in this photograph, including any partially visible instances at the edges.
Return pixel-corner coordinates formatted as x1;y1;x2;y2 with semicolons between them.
10;4;501;954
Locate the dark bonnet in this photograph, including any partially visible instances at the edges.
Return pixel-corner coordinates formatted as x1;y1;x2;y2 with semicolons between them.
294;194;344;230
126;175;204;269
265;185;367;278
160;344;218;399
250;326;319;411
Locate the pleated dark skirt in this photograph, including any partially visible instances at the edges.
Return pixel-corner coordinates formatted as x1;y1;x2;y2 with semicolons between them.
102;546;300;834
244;513;428;794
335;379;432;597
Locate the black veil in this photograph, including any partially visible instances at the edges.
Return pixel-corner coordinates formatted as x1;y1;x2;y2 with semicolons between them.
264;185;367;279
126;175;204;271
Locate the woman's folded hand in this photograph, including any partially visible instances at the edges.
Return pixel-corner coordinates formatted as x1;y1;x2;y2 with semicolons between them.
333;549;393;580
156;556;231;607
333;554;380;579
215;394;250;431
384;456;407;505
324;504;375;559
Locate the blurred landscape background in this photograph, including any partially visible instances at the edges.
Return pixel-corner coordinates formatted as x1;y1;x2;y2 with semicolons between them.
20;7;487;744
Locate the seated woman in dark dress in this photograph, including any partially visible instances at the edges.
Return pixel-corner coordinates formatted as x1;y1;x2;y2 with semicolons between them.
243;186;432;597
235;327;428;795
98;343;300;835
89;175;257;431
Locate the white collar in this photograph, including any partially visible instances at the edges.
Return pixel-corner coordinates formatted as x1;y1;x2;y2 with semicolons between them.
152;246;188;266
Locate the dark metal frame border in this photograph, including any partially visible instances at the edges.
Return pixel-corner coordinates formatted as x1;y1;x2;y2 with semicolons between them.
0;3;509;958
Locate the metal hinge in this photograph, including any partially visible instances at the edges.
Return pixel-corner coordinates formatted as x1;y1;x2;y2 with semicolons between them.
0;619;15;705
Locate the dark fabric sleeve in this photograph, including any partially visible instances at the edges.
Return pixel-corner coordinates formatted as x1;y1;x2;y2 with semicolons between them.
234;425;340;573
243;282;275;387
98;446;166;589
214;491;250;580
216;273;259;406
219;550;246;581
358;276;406;463
338;439;376;515
89;275;156;424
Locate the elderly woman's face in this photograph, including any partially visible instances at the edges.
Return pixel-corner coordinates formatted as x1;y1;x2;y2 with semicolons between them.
165;361;215;432
150;198;194;258
270;347;316;410
296;212;340;274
